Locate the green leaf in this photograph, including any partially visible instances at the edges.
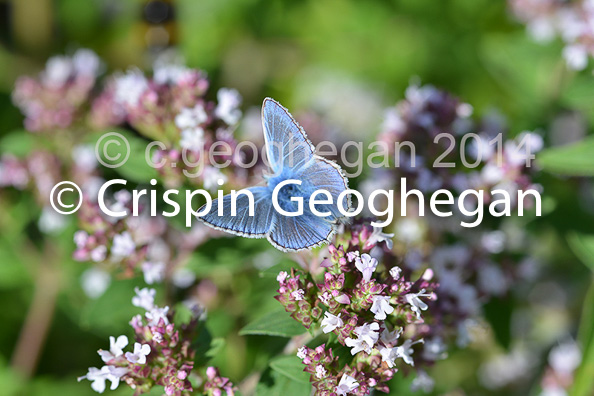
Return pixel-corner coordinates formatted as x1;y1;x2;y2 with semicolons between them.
91;130;159;183
239;309;305;337
206;337;226;359
0;357;24;395
567;233;594;272
570;314;594;396
0;130;35;157
480;33;560;113
79;278;153;335
561;75;594;124
577;281;594;360
255;368;311;396
269;355;310;384
537;137;594;177
259;262;298;279
0;238;31;288
483;296;513;349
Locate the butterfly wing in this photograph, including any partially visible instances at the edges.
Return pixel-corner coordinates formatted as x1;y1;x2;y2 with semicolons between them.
262;98;316;175
267;211;336;252
297;156;350;221
199;186;275;237
201;98;349;252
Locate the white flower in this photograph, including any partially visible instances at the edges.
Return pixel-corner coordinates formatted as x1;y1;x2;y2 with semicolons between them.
152;331;164;343
72;144;98;172
215;88;242;125
145;306;170;326
114;69;148;107
336;374;359;395
539;385;569;396
111;231;136;260
276;271;288;283
141;261;166;284
132;287;156;311
370;295;394;320
81;268;111;299
153;64;190;85
563;44;589;71
78;366;127;393
296;346;307;360
395;218;424;244
72;49;101;77
405;289;431;320
549;340;581;375
90;246;107;262
74;230;89;248
202;167;227;192
395;339;424;366
172;267;196;289
517;131;544;153
411;370;435;393
319;292;331;305
380;327;402;345
478;264;507;296
315;364;327;379
291;289;305;301
355;254;378;283
345;322;380;355
321;312;343;333
98;335;128;362
125;342;151;364
175;105;208;129
382;108;406;135
389;266;402;280
38;206;67;234
422;337;448;361
42;56;73;87
457;102;473;118
345;335;369;355
467;133;494;160
481;231;506;253
379;345;397;368
346;250;360;262
179;127;204;151
368;226;394;249
527;18;556;42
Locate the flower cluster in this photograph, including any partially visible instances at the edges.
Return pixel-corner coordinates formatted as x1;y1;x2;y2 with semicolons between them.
79;287;232;395
4;49;249;288
276;222;439;394
509;0;594;70
376;83;543;198
12;49;102;132
203;366;236;396
108;63;248;190
73;184;213;287
365;83;542;352
73;190;165;276
538;340;582;396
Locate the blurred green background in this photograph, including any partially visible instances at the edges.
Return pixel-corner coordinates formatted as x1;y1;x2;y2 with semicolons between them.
1;0;594;395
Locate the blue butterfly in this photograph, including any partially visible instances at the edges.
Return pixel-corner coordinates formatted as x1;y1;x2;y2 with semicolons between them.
199;98;350;251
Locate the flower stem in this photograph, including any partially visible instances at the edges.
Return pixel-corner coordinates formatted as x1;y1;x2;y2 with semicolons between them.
11;243;61;378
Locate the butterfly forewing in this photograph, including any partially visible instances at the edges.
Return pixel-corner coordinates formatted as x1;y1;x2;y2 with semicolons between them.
262;98;316;175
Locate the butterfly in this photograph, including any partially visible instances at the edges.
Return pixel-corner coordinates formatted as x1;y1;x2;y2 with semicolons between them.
199;98;350;252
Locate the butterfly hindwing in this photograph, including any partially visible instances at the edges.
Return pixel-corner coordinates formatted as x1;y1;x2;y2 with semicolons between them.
267;211;335;252
199;186;275;237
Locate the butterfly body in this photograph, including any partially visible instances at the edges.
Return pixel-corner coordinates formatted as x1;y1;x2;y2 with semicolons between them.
199;98;349;251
